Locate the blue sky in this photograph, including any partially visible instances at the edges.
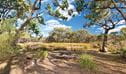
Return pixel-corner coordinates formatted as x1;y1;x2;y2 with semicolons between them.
17;0;126;37
38;0;126;37
40;11;103;36
38;0;105;37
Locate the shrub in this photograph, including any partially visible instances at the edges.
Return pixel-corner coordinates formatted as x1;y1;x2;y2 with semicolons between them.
120;48;126;58
78;54;97;70
35;50;48;60
0;33;19;60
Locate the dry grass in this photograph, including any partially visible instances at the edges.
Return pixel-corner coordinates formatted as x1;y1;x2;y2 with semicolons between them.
18;42;96;51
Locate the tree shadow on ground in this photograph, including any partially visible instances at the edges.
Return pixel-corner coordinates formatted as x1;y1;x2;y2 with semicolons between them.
0;57;13;74
76;50;126;64
0;50;126;74
83;50;126;74
25;62;57;74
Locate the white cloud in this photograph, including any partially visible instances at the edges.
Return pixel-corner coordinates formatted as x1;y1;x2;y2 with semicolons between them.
40;20;71;37
109;25;126;34
16;18;27;29
108;20;126;34
118;20;126;25
17;19;24;25
57;1;78;21
42;0;78;21
45;20;71;28
108;20;126;27
90;20;126;34
41;0;49;3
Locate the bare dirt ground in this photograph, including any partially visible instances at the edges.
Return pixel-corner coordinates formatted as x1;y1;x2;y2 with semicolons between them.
0;50;126;74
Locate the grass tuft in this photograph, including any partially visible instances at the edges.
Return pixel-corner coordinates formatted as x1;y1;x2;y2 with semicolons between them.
78;54;97;70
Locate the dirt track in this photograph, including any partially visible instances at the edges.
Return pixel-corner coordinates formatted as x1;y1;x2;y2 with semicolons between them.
0;50;126;74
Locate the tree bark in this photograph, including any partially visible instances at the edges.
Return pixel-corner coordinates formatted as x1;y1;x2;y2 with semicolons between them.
11;0;41;46
100;30;108;52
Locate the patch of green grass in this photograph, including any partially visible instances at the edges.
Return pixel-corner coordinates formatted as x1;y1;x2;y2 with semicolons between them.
0;33;19;60
35;50;48;59
78;54;97;70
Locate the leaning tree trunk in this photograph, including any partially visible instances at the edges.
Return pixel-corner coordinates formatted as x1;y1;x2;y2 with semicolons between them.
11;19;31;46
100;30;109;52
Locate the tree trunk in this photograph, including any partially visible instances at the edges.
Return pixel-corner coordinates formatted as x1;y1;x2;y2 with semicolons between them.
100;30;108;52
11;19;31;46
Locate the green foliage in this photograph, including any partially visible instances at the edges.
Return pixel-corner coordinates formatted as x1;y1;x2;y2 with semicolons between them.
0;33;19;60
120;28;126;40
28;19;40;36
47;4;53;14
16;0;31;18
53;0;59;7
46;28;94;43
55;10;61;17
19;31;31;38
29;23;39;35
47;27;72;42
0;18;16;33
47;4;68;20
0;17;20;60
0;0;31;18
35;50;48;59
37;16;45;25
78;54;97;70
0;0;19;17
85;1;112;26
75;0;85;12
120;48;126;58
60;0;69;10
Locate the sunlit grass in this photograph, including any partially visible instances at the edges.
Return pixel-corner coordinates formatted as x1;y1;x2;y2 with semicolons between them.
78;54;97;70
0;33;18;60
18;42;95;51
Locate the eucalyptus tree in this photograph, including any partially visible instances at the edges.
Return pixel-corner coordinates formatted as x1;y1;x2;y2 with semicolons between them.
0;0;125;50
47;0;125;52
1;1;126;72
0;0;19;19
72;29;91;43
111;0;126;22
0;18;16;34
46;28;92;43
0;18;18;61
84;0;124;52
47;27;72;42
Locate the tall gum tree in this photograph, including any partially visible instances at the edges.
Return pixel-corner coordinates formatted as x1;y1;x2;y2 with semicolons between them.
84;0;125;52
0;0;126;51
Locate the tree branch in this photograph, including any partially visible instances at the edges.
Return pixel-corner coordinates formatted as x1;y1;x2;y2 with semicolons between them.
111;0;126;22
108;19;116;30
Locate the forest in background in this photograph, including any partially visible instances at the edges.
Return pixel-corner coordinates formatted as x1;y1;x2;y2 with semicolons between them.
0;0;126;74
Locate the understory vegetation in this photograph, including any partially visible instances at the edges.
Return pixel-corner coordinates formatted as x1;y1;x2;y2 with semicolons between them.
0;0;126;74
0;33;16;60
78;54;97;70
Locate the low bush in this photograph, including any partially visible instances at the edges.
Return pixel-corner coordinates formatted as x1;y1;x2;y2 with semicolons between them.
0;33;19;60
120;48;126;58
35;50;48;60
78;54;97;70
